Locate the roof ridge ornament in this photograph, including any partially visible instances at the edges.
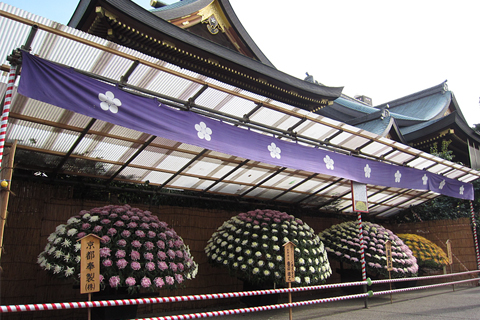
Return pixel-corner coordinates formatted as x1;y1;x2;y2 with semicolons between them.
198;1;228;35
442;82;448;94
380;104;390;120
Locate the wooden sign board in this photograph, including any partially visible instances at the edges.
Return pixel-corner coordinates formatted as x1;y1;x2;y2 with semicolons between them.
446;239;453;265
284;241;295;283
385;240;393;271
79;234;101;294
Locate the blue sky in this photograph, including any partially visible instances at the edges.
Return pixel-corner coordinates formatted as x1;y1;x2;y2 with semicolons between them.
2;0;479;126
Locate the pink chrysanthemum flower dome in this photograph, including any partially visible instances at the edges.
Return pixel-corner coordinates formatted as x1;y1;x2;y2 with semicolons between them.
37;204;198;293
319;221;418;278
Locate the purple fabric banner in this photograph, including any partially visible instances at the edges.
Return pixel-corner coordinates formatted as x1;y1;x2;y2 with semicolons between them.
17;53;474;200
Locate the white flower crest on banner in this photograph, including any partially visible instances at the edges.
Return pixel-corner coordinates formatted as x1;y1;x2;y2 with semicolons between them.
324;155;334;170
394;170;402;183
422;174;428;185
98;91;121;114
439;180;446;189
364;164;371;178
195;122;212;141
268;142;281;159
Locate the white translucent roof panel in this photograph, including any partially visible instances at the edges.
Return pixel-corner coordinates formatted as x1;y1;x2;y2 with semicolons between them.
359;141;393;157
299;123;338;141
330;133;370;150
229;167;273;184
169;175;201;189
212;182;244;195
194;87;231;110
156;153;194;171
250;108;288;128
145;71;193;99
1;4;478;220
77;138;131;162
243;187;284;199
7;122;67;149
130;148;172;168
143;170;175;185
384;150;416;165
185;159;225;177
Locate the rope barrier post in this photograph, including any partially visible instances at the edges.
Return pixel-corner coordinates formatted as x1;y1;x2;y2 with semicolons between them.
88;293;91;320
469;201;480;271
0;24;38;263
0;62;18;262
446;239;454;291
288;282;292;320
356;211;368;308
385;240;393;304
284;241;295;320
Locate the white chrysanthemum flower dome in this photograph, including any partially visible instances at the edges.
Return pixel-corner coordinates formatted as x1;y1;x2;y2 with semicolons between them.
205;209;331;285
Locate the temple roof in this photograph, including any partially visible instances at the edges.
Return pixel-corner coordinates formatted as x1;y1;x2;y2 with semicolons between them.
150;0;274;67
69;0;343;111
314;80;480;168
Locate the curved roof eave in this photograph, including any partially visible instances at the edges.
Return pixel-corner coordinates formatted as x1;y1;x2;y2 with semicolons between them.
402;112;480;145
218;0;275;67
151;0;212;20
150;0;275;67
376;81;448;110
68;0;342;103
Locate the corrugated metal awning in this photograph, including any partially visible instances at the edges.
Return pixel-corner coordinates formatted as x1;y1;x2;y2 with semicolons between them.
0;4;478;218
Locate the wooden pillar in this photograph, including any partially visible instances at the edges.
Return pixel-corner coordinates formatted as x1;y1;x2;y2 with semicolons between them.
0;140;17;262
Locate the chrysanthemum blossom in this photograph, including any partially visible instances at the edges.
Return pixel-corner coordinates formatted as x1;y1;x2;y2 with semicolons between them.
397;233;448;270
319;221;418;278
205;209;331;286
37;204;198;293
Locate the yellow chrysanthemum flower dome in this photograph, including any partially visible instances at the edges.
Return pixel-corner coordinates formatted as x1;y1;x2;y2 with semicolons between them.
397;233;449;269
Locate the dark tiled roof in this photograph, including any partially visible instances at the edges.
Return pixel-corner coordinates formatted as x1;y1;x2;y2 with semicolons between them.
69;0;343;109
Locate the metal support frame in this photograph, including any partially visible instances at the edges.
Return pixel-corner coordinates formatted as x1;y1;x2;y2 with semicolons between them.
271;173;318;201
202;159;249;193
238;167;287;198
157;149;208;190
51;118;97;178
106;135;157;183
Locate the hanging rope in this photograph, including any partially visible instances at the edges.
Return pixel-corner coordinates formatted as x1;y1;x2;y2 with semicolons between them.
0;64;17;170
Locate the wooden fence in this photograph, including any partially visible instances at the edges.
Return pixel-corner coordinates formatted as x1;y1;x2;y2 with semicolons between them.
0;180;477;319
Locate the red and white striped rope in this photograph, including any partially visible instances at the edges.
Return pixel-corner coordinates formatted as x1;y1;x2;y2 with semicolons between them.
370;269;480;284
356;212;367;281
138;292;370;320
0;281;367;313
373;277;479;296
469;200;480;270
0;65;16;170
138;277;480;320
2;270;478;314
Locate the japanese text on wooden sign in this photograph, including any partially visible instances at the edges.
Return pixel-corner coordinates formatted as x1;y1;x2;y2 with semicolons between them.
284;241;295;283
79;234;101;294
385;240;393;271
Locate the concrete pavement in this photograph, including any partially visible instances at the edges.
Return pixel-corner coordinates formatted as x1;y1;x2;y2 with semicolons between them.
225;285;480;320
155;285;480;320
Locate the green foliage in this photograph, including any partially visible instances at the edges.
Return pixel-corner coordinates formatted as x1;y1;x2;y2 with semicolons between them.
430;140;454;161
